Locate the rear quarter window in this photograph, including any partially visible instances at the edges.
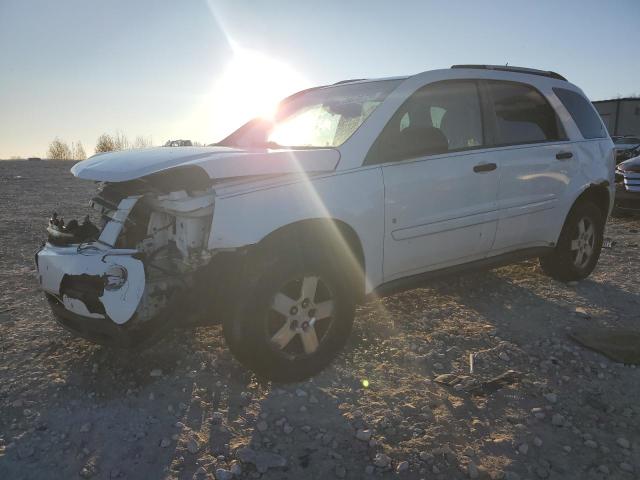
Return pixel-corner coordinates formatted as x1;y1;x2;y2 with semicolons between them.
553;88;607;139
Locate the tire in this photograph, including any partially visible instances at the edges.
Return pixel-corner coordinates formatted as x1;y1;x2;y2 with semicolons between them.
539;200;604;282
223;234;356;382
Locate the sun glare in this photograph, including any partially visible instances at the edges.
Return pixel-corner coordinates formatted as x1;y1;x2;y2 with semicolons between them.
206;48;309;140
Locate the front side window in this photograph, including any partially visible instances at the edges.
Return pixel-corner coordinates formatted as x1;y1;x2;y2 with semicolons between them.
553;87;607;140
486;81;564;145
367;80;484;164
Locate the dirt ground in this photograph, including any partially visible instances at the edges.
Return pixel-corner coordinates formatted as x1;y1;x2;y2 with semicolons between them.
1;160;639;480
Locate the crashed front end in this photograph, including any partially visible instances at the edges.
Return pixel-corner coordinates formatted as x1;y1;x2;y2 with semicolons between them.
35;168;216;346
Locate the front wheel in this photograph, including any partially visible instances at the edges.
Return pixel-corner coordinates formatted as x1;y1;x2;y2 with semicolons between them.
539;201;604;282
223;240;356;382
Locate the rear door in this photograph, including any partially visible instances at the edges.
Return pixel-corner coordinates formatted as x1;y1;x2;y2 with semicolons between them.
482;80;575;252
367;80;500;281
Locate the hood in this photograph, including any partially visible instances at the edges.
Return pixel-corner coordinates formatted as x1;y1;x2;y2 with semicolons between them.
618;154;640;173
71;146;340;182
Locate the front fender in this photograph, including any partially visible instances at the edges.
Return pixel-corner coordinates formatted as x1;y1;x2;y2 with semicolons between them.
208;168;385;291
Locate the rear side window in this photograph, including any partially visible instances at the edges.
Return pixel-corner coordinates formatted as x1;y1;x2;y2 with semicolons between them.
486;81;564;146
553;88;607;139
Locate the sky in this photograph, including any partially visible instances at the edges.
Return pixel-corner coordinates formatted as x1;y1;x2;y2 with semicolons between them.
1;0;639;159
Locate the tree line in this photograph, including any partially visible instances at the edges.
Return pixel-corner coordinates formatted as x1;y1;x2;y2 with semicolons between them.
47;132;153;160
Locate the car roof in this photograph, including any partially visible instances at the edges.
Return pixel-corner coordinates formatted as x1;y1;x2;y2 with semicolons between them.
329;65;568;87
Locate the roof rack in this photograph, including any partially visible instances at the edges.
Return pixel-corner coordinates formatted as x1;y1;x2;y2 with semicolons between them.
451;64;567;81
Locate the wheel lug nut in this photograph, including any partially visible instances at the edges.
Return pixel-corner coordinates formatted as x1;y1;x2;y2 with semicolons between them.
301;298;310;308
290;306;298;315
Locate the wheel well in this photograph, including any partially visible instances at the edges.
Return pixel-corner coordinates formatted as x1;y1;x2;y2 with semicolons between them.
257;219;366;301
574;184;610;219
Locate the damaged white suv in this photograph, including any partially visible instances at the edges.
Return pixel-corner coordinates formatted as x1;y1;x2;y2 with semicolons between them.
36;65;614;381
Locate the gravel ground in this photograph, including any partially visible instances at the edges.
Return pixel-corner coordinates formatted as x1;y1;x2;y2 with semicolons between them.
1;160;640;480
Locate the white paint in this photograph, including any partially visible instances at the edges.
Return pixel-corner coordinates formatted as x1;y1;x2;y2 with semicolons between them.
38;243;145;324
71;146;340;182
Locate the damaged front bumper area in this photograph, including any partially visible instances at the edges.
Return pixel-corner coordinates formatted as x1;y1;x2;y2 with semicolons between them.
35;177;217;347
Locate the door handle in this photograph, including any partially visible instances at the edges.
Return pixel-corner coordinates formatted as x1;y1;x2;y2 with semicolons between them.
473;162;497;173
556;151;573;160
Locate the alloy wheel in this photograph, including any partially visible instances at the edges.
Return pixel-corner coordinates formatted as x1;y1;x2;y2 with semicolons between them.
266;275;335;359
570;216;595;269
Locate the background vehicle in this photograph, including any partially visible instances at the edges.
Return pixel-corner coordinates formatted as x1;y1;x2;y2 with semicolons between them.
612;136;640;163
35;65;614;381
614;151;640;214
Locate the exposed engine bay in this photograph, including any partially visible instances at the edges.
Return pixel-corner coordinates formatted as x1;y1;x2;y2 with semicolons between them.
37;169;218;337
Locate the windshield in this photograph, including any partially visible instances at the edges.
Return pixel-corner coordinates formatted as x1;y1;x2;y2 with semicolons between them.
218;79;402;149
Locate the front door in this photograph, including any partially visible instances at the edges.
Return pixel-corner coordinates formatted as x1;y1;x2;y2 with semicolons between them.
365;80;499;282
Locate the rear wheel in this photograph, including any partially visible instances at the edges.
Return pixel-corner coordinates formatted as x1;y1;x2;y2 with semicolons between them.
539;201;604;282
223;237;356;382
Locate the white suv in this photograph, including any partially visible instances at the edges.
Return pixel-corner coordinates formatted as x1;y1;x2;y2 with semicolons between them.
36;65;614;381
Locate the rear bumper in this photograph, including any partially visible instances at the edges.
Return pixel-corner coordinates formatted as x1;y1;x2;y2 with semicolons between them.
36;242;146;325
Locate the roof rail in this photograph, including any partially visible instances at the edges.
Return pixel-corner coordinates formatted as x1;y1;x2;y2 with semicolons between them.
333;78;367;85
451;64;567;81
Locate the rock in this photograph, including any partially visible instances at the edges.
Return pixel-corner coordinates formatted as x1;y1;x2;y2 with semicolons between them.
355;429;372;442
434;374;460;385
620;462;633;473
598;465;610;475
373;453;391;468
283;424;294;435
335;465;346;478
535;467;549;479
309;395;319;404
505;472;520;480
544;392;557;404
17;445;35;459
194;466;207;478
617;437;630;449
584;440;598;448
574;307;590;319
257;420;268;432
295;388;307;397
419;451;434;463
551;413;565;426
396;461;409;473
215;468;233;480
187;436;200;454
533;437;543;447
365;465;375;475
160;438;171;448
149;369;163;377
230;463;242;475
468;462;479;479
212;411;224;422
518;443;528;455
79;461;98;478
79;422;92;433
236;447;287;473
499;352;510;362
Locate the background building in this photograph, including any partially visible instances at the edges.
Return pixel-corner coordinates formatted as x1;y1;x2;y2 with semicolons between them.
593;98;640;137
